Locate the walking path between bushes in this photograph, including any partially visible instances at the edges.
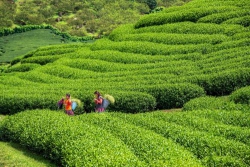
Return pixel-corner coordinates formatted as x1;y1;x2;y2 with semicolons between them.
0;141;56;167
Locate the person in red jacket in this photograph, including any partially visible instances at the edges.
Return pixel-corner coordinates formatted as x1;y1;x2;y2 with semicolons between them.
94;91;104;113
64;93;74;116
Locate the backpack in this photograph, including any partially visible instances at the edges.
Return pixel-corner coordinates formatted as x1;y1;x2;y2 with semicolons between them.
71;101;77;111
57;99;64;109
102;98;110;109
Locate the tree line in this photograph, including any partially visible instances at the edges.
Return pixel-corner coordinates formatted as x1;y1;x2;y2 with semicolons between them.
0;0;190;38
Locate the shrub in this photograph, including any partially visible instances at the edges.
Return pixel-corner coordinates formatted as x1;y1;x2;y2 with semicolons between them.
230;86;250;105
0;110;143;166
113;112;250;165
0;93;60;115
223;16;250;27
183;96;250;111
78;113;203;167
91;38;213;55
195;68;250;96
4;63;41;73
134;6;239;28
108;91;156;113
197;10;250;24
203;155;248;167
146;83;205;109
111;33;229;45
21;55;61;65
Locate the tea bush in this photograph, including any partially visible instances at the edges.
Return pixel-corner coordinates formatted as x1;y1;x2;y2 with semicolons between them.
230;86;250;105
113;112;250;166
0;110;144;166
77;113;203;167
183;96;250;112
146;83;205;109
111;33;229;45
146;111;250;146
4;63;41;73
134;6;239;28
223;16;250;27
197;10;250;24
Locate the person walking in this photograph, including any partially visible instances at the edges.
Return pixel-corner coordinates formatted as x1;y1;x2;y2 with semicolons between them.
64;93;74;116
94;91;105;113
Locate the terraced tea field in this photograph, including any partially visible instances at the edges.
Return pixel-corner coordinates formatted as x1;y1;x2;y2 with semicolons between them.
0;0;250;166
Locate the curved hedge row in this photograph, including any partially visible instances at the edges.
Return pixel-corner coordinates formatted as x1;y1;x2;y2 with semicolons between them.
77;114;203;167
194;68;250;96
197;10;250;24
183;96;250;112
0;24;93;41
0;110;144;166
112;112;250;166
21;55;62;65
230;86;250;105
134;6;239;28
110;33;229;45
148;111;250;146
181;109;250;128
133;22;247;36
4;63;41;73
145;83;205;109
91;39;213;55
223;16;250;27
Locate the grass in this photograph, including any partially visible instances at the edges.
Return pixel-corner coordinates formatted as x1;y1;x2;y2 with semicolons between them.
0;29;76;63
0;142;56;167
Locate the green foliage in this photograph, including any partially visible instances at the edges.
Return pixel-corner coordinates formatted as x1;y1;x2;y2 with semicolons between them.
183;96;250;112
91;38;213;55
197;10;250;24
0;92;60;115
146;84;205;109
145;110;250;146
0;0;250;115
71;98;84;115
108;91;156;113
103;94;115;104
0;28;80;63
195;68;250;96
230;86;250;105
78;113;203;166
0;1;16;28
134;6;239;28
1;110;145;166
0;24;93;41
223;16;250;27
132;21;246;35
1;0;154;37
4;63;41;73
110;32;229;45
113;111;250;166
203;155;248;167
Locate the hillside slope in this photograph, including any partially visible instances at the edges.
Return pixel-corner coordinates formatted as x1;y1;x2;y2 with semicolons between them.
0;0;250;114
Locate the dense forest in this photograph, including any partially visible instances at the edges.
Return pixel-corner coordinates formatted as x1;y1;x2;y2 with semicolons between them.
0;0;190;37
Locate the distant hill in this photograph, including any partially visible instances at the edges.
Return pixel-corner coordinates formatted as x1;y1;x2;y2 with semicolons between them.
0;0;190;38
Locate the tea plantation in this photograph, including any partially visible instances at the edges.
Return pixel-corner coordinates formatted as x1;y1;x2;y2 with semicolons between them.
0;0;250;166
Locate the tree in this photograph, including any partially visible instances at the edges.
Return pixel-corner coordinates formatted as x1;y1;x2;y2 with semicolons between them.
0;0;16;28
146;0;157;10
